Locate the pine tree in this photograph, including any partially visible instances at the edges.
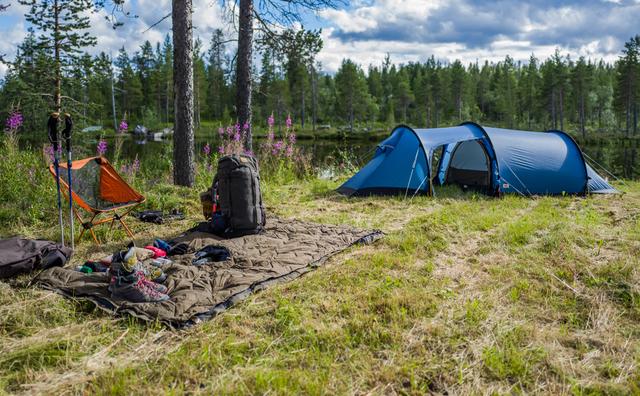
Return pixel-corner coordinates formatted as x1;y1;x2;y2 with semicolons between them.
615;35;640;136
571;57;593;139
335;59;370;133
172;0;195;186
207;29;227;120
18;0;96;112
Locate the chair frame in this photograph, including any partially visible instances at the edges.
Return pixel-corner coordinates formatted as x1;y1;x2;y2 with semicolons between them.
49;157;146;245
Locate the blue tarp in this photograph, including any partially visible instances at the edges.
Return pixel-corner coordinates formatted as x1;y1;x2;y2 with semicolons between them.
337;123;617;197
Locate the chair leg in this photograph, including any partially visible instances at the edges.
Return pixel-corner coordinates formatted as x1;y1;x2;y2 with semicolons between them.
119;218;135;238
89;227;100;245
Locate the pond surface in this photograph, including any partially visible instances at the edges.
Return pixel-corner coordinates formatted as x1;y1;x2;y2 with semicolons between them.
19;132;640;180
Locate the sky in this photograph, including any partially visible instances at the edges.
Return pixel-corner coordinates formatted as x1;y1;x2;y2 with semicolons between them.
1;0;640;78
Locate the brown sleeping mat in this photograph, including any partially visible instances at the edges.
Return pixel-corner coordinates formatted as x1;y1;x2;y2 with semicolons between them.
36;217;383;328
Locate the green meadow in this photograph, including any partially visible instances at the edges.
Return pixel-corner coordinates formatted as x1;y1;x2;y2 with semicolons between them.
1;135;639;395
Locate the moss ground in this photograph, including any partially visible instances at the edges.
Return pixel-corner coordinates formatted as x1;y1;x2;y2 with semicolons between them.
1;177;639;395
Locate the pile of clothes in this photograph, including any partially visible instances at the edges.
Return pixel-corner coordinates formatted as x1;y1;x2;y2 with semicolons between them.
76;239;231;303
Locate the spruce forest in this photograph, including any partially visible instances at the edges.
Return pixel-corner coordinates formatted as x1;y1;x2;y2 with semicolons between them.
3;26;640;138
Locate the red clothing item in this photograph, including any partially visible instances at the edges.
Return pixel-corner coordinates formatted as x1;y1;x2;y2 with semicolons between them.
144;245;167;258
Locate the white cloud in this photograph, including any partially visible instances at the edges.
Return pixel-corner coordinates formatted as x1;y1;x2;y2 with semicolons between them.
316;0;638;73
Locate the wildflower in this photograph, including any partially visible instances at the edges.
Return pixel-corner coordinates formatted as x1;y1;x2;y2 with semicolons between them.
285;114;292;129
243;149;254;157
233;132;241;142
242;122;249;131
288;133;296;145
118;120;128;133
234;123;241;134
5;111;23;131
268;114;274;128
218;145;225;154
226;126;233;136
286;146;294;157
267;131;274;141
218;127;224;137
272;140;284;154
43;144;61;162
97;139;108;156
203;143;211;156
131;155;140;174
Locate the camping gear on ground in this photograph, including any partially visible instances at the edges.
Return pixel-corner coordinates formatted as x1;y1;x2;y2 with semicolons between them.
153;239;172;253
211;154;266;238
192;245;231;266
48;156;146;245
78;261;109;273
338;123;618;197
62;114;75;250
36;216;383;328
47;113;65;246
0;237;72;279
200;188;215;220
144;245;167;258
167;242;189;256
133;209;185;224
109;270;169;303
106;247;170;303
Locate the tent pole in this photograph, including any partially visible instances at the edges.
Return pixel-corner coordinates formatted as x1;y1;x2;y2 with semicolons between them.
404;148;420;199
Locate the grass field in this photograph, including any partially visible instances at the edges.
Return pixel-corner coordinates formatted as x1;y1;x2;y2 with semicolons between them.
0;173;638;395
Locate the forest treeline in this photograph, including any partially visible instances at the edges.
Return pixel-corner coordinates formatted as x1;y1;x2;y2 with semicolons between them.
2;27;640;138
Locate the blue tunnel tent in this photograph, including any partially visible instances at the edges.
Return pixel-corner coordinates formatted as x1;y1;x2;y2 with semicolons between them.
337;122;617;197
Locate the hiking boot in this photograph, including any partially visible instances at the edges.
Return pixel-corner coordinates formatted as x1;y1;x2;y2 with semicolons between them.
132;262;167;284
133;270;168;294
110;272;170;303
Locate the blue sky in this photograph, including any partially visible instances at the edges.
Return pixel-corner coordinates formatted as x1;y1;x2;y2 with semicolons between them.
1;0;639;77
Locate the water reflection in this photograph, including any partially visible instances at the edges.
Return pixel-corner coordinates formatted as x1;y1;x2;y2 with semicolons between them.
18;133;640;180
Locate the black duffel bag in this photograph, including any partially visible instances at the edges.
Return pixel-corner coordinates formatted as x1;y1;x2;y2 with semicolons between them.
211;154;266;237
0;237;72;279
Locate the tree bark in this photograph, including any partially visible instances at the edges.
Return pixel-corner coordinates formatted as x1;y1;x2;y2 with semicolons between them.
311;65;317;133
236;0;253;151
54;0;61;112
172;0;195;186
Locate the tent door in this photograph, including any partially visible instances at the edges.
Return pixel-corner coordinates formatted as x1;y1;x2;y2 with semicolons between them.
445;140;491;192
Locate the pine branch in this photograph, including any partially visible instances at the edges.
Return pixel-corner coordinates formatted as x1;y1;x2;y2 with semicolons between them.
143;12;171;33
0;3;10;11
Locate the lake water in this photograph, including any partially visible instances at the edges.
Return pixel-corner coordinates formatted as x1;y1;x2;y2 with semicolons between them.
19;132;639;180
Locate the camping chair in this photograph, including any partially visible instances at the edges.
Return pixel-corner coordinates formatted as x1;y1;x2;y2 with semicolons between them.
49;156;146;245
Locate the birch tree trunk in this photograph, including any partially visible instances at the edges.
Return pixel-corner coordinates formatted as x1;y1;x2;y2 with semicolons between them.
172;0;195;186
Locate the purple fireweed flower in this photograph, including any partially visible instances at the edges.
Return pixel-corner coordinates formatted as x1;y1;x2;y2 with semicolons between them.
233;132;241;141
285;114;292;129
218;145;225;154
43;144;62;161
242;122;249;131
132;155;140;173
97;139;108;156
234;123;240;134
226;126;233;136
118;120;128;133
218;127;224;137
286;146;294;157
243;149;254;157
267;114;274;128
288;133;296;144
203;143;211;156
5;111;23;131
272;140;284;154
267;131;274;141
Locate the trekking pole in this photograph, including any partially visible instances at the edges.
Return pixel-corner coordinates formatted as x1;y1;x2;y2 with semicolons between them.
63;114;74;250
47;113;65;247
